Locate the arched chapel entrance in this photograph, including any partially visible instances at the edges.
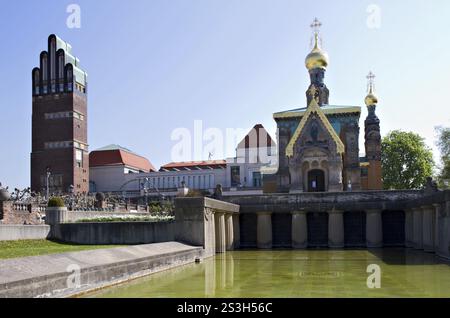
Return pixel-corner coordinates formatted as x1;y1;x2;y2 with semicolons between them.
307;169;325;192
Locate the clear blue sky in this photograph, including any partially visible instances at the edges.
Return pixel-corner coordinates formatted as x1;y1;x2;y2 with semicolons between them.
0;0;449;189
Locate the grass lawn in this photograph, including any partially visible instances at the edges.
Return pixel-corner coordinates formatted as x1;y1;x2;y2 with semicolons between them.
0;239;125;260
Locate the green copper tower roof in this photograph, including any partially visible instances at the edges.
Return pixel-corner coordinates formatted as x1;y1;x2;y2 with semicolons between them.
54;35;88;86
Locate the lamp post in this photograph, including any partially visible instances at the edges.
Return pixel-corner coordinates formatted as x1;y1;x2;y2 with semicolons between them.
68;185;74;211
143;177;150;207
46;169;51;200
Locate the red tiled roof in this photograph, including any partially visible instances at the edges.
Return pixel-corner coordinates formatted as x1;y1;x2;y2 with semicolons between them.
161;160;226;171
237;124;276;149
89;149;156;172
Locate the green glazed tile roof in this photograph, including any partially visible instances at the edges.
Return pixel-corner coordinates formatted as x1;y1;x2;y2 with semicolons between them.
274;104;361;119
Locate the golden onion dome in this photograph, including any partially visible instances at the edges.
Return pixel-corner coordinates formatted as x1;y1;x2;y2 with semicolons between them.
365;86;378;106
305;33;329;71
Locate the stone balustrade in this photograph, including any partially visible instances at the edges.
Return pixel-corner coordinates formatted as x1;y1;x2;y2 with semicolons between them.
0;201;44;225
225;189;450;260
174;197;240;258
403;190;450;259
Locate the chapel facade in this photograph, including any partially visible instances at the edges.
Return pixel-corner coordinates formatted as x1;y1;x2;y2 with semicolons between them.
266;19;382;193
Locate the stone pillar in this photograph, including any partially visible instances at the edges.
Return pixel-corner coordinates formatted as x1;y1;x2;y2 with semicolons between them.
412;207;423;249
225;213;234;251
404;209;414;248
421;205;434;252
232;214;240;249
444;201;450;260
207;209;216;256
432;204;438;252
437;200;450;260
328;210;344;248
0;201;12;223
291;210;308;248
434;204;440;252
434;203;444;256
366;209;383;248
257;212;272;249
215;212;226;253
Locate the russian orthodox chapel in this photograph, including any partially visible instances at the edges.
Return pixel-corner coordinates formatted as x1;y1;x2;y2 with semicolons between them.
266;19;382;193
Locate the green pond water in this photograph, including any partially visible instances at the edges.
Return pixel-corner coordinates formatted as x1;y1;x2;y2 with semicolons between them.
85;249;450;298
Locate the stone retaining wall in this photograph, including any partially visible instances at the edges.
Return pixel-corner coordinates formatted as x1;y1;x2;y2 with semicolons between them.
0;225;50;241
51;221;175;245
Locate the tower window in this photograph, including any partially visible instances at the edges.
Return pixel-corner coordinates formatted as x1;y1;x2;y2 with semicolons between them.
75;149;83;168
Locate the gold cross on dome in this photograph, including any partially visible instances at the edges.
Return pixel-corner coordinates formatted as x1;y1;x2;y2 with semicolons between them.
367;71;376;91
367;71;376;84
310;18;322;34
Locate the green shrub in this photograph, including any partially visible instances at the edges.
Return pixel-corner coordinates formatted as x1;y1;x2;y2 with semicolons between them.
186;189;204;197
48;197;65;208
148;202;162;213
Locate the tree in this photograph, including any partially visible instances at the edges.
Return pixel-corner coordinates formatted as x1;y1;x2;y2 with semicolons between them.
381;130;434;190
436;126;450;188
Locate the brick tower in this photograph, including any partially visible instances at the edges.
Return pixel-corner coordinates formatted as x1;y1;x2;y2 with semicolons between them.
364;72;383;190
31;34;89;194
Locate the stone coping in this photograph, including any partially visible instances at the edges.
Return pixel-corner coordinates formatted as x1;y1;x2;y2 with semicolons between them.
224;190;432;213
175;197;240;213
0;242;203;298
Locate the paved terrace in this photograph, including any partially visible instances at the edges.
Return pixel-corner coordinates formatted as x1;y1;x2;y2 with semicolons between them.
0;242;202;298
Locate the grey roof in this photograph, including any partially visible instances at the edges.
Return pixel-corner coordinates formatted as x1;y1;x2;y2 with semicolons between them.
274;104;361;115
93;144;138;155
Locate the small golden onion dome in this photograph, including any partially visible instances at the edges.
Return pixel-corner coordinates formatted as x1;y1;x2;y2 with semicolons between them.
365;86;378;106
305;33;329;71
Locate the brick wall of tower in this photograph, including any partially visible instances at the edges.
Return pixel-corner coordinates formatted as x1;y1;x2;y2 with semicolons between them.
31;92;89;194
364;105;383;190
30;35;89;195
341;121;362;191
73;91;89;193
367;161;382;190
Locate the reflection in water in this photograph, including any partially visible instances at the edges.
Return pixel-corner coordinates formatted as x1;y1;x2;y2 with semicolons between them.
85;249;450;298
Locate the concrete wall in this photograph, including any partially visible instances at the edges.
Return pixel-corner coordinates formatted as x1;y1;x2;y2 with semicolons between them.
0;225;50;241
51;221;175;245
175;197;240;258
